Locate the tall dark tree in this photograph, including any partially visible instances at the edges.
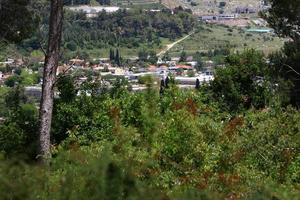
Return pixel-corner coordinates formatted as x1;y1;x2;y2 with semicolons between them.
263;0;300;106
109;48;115;61
115;48;120;66
195;78;200;90
38;0;64;163
263;0;300;40
160;79;165;95
165;76;170;88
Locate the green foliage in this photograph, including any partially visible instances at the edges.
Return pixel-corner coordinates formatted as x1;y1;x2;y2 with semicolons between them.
0;87;38;159
57;75;78;102
0;148;163;200
4;69;39;87
1;50;300;198
66;41;77;51
269;39;300;106
0;0;38;42
210;49;271;112
1;82;300;198
264;0;300;107
263;0;300;40
0;87;10;116
179;50;187;62
61;9;195;52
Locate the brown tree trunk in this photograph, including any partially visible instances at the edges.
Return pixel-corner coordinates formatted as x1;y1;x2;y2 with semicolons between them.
38;0;63;163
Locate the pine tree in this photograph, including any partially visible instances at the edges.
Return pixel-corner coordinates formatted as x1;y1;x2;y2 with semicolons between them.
195;78;200;89
38;0;64;163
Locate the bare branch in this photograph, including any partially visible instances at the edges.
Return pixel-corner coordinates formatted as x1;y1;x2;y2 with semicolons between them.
284;63;300;76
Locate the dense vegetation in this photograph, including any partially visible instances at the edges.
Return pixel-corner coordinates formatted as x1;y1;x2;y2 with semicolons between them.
1;1;195;60
1;50;299;199
263;0;300;107
62;9;194;48
19;4;195;59
0;0;299;199
0;0;38;42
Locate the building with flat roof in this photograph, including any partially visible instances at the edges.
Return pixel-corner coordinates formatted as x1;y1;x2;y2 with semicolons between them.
68;6;121;17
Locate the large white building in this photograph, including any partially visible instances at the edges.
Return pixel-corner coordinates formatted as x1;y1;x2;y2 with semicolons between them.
68;6;121;17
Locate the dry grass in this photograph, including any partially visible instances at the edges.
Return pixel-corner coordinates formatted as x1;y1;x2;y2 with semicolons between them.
167;23;285;56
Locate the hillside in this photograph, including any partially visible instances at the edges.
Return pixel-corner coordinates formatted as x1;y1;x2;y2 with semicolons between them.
162;0;263;15
167;23;284;57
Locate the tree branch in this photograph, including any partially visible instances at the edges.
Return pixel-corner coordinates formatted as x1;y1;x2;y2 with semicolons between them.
283;63;300;76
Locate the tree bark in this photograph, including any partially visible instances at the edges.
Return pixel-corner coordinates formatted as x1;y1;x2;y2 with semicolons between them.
38;0;63;163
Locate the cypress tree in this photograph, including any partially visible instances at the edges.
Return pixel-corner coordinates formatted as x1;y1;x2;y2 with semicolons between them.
160;79;165;95
115;49;120;66
109;49;115;61
165;76;169;88
195;78;200;89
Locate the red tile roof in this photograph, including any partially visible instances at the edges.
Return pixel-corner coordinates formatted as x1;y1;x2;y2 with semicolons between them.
176;65;193;69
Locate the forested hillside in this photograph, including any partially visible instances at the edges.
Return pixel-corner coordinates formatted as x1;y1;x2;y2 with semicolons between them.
19;4;195;59
62;9;194;50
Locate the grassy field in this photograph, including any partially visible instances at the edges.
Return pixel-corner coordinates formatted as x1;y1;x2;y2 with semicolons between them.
84;23;285;59
167;23;285;57
83;37;171;59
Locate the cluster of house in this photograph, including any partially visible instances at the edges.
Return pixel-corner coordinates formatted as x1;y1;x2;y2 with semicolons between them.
67;5;164;18
200;14;238;21
0;56;215;101
199;4;261;22
55;57;215;89
235;6;256;14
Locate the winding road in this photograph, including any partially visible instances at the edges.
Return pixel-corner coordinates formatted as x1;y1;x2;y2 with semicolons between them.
156;32;194;57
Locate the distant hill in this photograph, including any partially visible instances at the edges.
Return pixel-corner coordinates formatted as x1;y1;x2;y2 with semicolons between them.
162;0;264;15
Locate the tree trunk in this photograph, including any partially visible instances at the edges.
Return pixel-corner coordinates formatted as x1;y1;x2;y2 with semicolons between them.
38;0;63;163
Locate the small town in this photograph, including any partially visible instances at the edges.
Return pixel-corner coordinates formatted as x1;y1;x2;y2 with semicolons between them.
0;53;216;100
0;0;274;100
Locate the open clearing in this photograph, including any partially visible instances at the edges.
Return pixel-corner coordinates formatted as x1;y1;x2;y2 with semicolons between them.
167;23;285;56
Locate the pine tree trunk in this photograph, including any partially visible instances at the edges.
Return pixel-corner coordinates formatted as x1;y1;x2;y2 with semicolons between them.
38;0;63;163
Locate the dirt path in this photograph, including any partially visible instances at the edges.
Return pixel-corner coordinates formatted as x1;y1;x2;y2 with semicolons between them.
157;32;194;57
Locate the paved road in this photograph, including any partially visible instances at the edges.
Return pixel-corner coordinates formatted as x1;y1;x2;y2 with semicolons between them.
157;32;194;57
